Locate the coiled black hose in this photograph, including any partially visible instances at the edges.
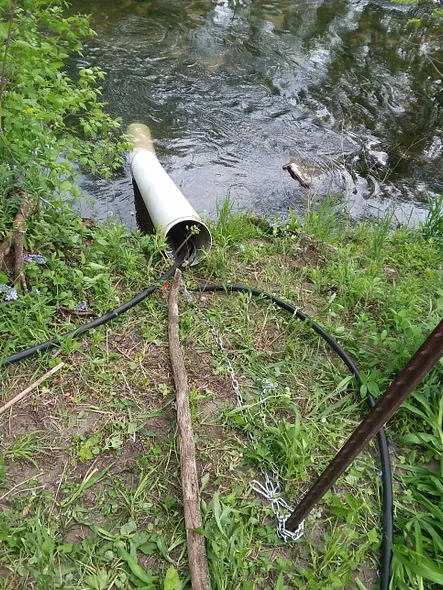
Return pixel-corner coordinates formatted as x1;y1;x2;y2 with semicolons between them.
3;276;393;589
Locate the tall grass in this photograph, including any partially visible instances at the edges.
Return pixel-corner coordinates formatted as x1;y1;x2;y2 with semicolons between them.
299;195;345;242
421;195;443;244
371;208;394;262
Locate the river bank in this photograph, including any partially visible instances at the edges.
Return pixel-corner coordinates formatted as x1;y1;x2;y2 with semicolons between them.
1;198;442;589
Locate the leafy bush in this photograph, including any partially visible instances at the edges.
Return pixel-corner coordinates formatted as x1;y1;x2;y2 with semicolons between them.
0;0;128;217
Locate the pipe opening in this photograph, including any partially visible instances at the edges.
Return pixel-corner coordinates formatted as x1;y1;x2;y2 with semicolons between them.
133;180;211;266
166;219;211;266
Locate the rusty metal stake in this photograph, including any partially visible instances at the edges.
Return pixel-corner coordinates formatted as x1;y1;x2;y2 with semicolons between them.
286;320;443;532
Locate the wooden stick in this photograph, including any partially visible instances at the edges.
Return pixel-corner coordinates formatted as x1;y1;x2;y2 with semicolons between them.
13;194;31;291
168;269;212;590
0;191;33;286
0;362;64;416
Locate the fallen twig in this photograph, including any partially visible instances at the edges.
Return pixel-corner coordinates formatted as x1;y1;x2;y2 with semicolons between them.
0;361;64;416
0;472;44;503
168;269;212;590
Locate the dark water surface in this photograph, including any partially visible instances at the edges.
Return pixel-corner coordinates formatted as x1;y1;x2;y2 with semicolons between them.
70;0;443;228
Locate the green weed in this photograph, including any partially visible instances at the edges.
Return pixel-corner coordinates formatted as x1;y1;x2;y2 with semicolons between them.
421;194;443;244
370;208;394;262
3;431;48;468
294;195;345;242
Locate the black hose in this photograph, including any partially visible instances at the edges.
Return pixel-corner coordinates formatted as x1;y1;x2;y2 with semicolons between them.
3;271;393;588
196;283;392;590
3;258;182;365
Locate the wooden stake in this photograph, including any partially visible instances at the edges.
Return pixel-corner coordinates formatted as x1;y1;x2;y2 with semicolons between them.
0;361;64;416
168;269;212;590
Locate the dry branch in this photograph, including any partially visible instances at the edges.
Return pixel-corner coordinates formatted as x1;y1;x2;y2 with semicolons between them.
0;362;64;417
12;195;31;291
168;269;212;590
0;192;34;290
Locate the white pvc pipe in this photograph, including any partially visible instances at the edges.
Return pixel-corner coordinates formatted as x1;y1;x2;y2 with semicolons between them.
128;123;211;265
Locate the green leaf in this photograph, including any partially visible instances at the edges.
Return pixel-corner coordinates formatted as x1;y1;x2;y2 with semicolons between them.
163;566;181;590
414;492;443;524
367;528;378;544
138;542;157;555
200;471;210;492
61;465;110;507
367;380;380;397
116;544;155;584
334;375;354;393
88;262;106;271
419;519;443;554
0;271;8;284
120;521;137;536
212;492;225;537
84;568;109;590
399;433;437;446
127;421;137;435
392;546;443;585
42;538;55;555
275;572;285;589
156;535;175;564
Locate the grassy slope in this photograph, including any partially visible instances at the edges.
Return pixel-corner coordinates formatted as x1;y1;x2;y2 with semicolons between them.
0;199;442;590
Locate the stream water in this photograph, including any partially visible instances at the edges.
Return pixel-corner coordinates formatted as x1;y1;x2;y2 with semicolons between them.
70;0;443;229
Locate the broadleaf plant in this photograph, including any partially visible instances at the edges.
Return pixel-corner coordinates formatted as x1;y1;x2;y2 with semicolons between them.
0;0;129;211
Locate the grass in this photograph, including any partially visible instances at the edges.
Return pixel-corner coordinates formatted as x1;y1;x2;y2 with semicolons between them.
0;196;442;589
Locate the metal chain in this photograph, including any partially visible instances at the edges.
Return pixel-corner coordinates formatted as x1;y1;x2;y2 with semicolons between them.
182;283;304;542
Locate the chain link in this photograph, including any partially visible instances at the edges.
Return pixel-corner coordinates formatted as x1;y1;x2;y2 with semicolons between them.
182;283;304;542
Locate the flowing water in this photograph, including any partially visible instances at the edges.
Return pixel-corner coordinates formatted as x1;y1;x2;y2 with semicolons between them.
70;0;443;228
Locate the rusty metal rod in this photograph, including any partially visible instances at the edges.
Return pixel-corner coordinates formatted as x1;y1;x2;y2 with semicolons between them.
286;319;443;532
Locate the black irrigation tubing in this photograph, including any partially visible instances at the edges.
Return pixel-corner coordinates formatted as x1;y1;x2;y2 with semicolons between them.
3;257;182;365
3;274;393;589
196;284;393;590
